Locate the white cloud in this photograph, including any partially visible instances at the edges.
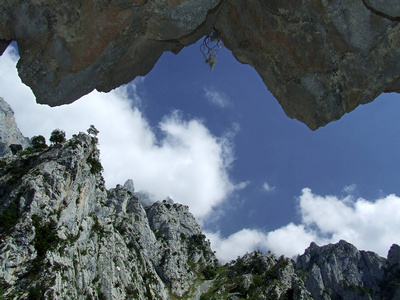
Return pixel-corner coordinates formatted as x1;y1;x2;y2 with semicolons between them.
343;184;357;194
206;188;400;261
298;188;400;256
262;182;275;192
203;87;231;108
206;229;270;262
234;181;250;190
0;46;236;220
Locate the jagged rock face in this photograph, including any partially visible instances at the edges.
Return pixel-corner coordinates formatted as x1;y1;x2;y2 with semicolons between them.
0;0;221;107
1;1;400;129
216;0;400;129
0;97;30;157
296;240;400;300
1;96;400;299
201;251;313;299
0;133;217;299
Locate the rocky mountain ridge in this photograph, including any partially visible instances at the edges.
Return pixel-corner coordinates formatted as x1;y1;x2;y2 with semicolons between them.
0;98;30;157
0;98;399;299
1;1;400;129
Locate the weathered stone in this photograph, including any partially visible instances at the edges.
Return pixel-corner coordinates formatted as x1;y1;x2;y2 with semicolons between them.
203;251;313;299
1;1;400;129
216;0;400;129
0;40;11;56
0;97;30;156
1;96;400;299
0;120;217;299
123;178;135;193
296;240;400;300
387;244;400;267
0;0;221;107
364;0;400;20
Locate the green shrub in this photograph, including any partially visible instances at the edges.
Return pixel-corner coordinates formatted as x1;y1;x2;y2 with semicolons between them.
50;129;66;145
31;136;47;150
28;285;45;300
32;215;59;259
202;265;218;280
189;234;206;250
87;154;103;174
0;201;19;233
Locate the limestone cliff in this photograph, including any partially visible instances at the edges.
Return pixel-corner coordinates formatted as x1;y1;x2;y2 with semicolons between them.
1;1;399;129
0;97;400;299
296;240;400;300
0;97;30;157
0;131;218;299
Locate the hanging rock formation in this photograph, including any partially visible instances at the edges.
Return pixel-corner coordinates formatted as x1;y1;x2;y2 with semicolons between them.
216;0;400;129
0;1;400;129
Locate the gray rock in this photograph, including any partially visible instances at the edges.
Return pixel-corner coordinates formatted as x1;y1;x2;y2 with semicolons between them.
0;97;30;156
387;244;400;267
0;129;217;299
123;179;135;193
1;1;400;129
216;0;400;129
296;240;400;300
364;0;400;19
202;251;313;299
0;98;399;299
133;190;155;208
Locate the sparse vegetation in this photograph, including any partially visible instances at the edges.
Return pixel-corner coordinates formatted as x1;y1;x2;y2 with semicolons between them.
90;214;105;240
28;283;46;300
0;201;19;233
162;199;172;209
31;135;47;150
50;129;66;145
189;234;206;249
32;215;59;259
87;152;103;174
125;284;139;298
202;265;218;280
87;125;99;145
200;28;223;71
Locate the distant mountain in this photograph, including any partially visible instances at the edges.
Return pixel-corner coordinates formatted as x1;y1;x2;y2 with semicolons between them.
0;97;399;299
0;97;30;157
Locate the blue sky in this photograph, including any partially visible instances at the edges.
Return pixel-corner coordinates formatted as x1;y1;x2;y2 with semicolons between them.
1;41;400;261
143;42;400;237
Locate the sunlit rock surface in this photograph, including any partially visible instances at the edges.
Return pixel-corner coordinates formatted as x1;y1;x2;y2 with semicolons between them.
0;97;400;299
0;97;30;156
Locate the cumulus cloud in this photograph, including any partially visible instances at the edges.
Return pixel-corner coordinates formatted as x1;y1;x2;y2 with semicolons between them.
207;188;400;261
262;182;275;192
203;86;231;108
206;229;270;262
298;188;400;256
0;46;235;220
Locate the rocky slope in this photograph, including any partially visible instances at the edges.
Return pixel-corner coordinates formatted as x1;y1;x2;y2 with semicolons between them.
1;1;400;129
0;98;399;299
0;97;30;157
297;240;400;300
0;131;219;299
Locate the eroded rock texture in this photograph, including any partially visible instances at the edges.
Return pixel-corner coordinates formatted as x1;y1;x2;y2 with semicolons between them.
1;0;400;129
0;0;222;106
216;0;400;129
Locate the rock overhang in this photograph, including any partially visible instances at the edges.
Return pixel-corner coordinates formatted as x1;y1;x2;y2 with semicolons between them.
0;0;399;130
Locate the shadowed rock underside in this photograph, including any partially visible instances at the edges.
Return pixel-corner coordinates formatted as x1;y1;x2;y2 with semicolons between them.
0;0;399;129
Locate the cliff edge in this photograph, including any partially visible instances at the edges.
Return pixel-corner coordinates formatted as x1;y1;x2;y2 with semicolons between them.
0;97;399;299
